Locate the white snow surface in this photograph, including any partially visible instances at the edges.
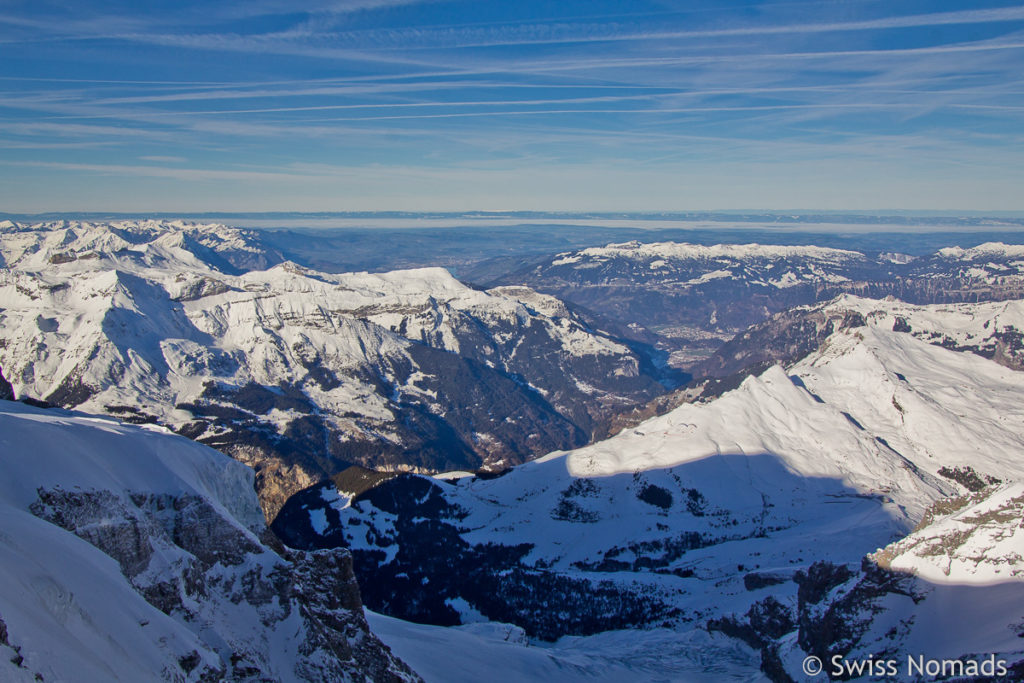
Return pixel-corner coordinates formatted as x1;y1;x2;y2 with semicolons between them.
0;401;262;528
936;241;1024;260
367;611;763;683
0;401;260;681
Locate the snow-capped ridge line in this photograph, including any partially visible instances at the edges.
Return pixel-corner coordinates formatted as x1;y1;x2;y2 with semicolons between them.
562;240;866;262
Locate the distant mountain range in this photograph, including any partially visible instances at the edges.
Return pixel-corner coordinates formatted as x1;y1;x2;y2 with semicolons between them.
474;239;1024;366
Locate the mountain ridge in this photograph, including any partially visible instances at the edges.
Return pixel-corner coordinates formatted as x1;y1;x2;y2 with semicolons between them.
274;295;1024;655
477;239;1024;367
0;220;667;519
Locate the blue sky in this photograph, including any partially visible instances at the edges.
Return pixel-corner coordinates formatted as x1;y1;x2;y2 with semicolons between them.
2;0;1023;212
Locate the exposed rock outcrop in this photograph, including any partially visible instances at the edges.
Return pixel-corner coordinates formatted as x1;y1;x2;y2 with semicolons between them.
0;366;13;401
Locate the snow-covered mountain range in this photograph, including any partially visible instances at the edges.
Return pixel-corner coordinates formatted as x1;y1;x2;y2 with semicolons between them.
0;396;417;682
477;239;1024;365
0;220;665;518
5;219;1024;680
274;294;1024;679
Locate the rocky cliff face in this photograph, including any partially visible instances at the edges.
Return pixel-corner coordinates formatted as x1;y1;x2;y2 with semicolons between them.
28;487;413;681
0;399;419;682
0;365;12;401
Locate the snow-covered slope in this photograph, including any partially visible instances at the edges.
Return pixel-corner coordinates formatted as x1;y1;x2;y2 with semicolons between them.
366;612;761;683
0;398;417;682
0;220;664;518
599;297;1024;511
270;295;1024;680
875;483;1024;584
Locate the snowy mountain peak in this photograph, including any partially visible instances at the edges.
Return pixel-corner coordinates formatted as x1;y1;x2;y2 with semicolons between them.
0;219;280;274
338;266;473;300
936;241;1024;260
486;285;571;318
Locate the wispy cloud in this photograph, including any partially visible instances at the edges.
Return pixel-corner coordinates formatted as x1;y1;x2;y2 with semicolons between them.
369;6;1024;50
211;0;442;22
138;155;186;162
1;0;1023;211
85;4;1024;61
5;160;329;183
0;122;178;139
